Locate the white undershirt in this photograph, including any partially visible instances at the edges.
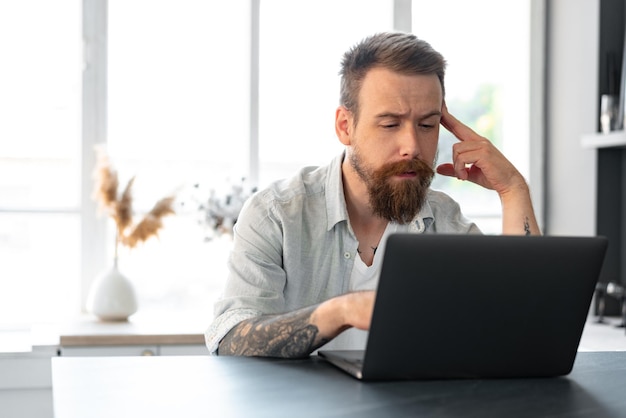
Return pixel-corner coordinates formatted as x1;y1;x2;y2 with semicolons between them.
319;222;402;351
349;222;400;291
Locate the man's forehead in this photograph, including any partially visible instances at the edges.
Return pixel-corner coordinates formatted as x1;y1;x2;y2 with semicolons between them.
358;70;442;116
361;69;443;96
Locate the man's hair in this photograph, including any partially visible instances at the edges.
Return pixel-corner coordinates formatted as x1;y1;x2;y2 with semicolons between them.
339;32;446;124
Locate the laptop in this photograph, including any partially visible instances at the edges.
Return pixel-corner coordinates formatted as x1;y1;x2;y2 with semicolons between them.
318;234;608;381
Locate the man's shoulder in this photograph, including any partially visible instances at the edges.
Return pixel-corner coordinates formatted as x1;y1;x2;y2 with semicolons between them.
427;189;461;210
425;189;481;234
252;162;332;207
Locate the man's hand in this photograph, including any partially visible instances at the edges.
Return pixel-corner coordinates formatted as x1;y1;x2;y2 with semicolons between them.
437;103;541;236
436;103;527;196
315;290;376;333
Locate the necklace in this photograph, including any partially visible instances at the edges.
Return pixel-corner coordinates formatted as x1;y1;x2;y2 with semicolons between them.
357;246;378;255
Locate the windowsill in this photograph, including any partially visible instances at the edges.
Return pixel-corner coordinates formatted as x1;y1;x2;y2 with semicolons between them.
56;311;206;347
0;327;32;354
0;310;208;356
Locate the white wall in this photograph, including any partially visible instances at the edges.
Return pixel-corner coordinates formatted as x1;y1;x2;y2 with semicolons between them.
546;0;599;235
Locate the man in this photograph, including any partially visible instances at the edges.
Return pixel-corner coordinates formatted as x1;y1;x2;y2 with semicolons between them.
204;32;540;358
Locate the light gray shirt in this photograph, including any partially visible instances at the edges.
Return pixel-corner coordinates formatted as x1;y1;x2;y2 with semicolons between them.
204;153;481;354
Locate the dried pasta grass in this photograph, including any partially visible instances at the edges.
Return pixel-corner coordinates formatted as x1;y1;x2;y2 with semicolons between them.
92;147;176;249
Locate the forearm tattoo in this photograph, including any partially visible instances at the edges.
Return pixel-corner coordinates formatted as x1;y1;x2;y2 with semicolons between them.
218;305;330;358
524;216;531;236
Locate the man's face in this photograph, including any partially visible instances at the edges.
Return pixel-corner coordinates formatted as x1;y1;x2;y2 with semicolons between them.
346;67;443;223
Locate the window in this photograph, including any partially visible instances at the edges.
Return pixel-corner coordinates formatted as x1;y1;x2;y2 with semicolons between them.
413;0;532;233
0;1;82;325
106;0;250;316
0;1;540;325
258;0;393;186
105;0;395;318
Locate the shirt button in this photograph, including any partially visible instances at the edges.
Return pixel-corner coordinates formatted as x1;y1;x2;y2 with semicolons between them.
344;251;351;259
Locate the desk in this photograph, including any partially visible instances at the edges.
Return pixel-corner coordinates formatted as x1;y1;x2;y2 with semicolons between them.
52;352;626;418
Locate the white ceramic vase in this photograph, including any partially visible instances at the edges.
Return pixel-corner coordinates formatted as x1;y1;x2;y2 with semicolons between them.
86;261;138;321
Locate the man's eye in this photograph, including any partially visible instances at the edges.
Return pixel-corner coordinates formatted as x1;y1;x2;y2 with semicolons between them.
420;124;434;129
382;124;398;129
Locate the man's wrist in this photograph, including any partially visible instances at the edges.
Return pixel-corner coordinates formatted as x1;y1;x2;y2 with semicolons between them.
312;296;351;340
498;176;531;207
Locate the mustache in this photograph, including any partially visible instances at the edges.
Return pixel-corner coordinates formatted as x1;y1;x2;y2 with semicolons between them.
375;158;435;179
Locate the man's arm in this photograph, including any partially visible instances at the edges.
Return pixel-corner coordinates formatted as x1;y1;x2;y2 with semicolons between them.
497;180;541;236
438;104;541;236
218;291;375;358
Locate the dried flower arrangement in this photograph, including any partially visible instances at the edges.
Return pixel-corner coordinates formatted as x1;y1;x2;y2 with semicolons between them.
185;178;256;241
93;146;177;259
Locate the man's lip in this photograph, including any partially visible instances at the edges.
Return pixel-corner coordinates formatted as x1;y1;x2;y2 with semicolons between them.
395;171;417;178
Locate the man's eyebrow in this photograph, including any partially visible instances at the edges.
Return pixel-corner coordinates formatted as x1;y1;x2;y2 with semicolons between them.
420;111;442;119
374;110;442;119
374;112;403;119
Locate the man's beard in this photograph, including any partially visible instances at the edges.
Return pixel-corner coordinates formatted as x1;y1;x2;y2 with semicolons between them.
349;149;435;224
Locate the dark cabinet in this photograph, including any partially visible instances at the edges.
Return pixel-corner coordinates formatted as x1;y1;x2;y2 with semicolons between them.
587;0;626;316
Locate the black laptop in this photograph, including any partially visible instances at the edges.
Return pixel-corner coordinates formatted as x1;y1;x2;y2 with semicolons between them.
318;234;608;381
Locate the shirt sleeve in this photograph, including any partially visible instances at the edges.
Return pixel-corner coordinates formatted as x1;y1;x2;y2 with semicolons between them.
204;308;262;355
204;191;288;355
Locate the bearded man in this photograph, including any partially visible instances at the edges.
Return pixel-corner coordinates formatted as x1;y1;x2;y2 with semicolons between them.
205;32;540;358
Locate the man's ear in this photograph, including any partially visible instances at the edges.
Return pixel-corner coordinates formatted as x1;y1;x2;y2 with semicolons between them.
335;106;353;146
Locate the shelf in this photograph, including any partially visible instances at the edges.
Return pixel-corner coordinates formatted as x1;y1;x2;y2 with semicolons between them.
581;131;626;149
55;313;206;347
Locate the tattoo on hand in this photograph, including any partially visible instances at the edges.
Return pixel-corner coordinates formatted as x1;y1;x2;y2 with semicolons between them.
218;305;329;358
524;216;531;236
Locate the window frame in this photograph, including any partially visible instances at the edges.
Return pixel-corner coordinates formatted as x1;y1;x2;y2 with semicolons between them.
81;0;108;306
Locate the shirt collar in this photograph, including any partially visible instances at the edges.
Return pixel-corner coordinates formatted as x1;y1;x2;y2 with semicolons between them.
324;152;435;232
410;195;435;233
325;152;350;231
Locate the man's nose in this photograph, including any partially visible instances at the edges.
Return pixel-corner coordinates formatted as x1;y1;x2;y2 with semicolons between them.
398;125;421;158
